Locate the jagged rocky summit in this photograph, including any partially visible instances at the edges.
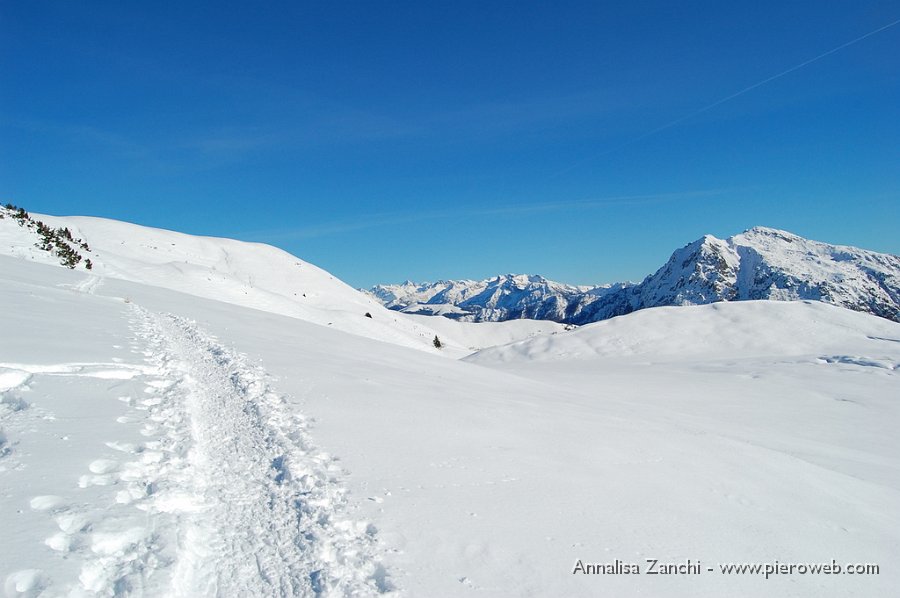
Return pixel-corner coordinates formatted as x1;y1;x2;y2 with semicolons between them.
367;227;900;324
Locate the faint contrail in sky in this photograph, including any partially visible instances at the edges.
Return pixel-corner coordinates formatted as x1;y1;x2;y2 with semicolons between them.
238;189;729;241
553;16;900;177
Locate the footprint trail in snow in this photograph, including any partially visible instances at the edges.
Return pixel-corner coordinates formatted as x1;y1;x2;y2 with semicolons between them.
125;306;387;596
3;305;388;597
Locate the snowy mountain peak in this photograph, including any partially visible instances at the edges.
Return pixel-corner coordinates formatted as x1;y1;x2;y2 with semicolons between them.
740;225;801;240
369;228;900;324
366;273;594;322
634;233;739;306
506;273;548;286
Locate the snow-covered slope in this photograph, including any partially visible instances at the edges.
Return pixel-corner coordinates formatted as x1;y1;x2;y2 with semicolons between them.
368;227;900;324
468;300;900;365
0;257;385;596
0;208;558;356
3;255;899;597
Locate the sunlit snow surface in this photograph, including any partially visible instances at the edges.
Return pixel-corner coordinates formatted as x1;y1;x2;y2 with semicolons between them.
1;214;898;597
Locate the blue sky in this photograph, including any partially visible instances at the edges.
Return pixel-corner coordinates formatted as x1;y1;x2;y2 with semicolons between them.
2;1;898;288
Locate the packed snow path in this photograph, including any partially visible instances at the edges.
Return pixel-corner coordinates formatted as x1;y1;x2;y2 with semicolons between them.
1;303;386;597
127;306;385;596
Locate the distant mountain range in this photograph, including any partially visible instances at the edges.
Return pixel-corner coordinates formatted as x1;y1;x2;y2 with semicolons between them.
366;227;900;324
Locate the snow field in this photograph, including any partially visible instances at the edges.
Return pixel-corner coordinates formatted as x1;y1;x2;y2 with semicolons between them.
0;281;386;596
2;214;899;597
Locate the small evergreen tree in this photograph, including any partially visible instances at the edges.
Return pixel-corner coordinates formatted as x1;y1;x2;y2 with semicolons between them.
433;335;442;349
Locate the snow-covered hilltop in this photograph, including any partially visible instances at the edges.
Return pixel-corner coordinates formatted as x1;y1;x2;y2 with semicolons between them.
0;205;562;356
368;227;900;323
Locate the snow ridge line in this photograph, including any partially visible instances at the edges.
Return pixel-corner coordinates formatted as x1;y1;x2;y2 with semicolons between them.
131;306;388;597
